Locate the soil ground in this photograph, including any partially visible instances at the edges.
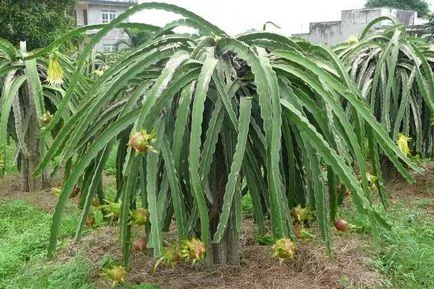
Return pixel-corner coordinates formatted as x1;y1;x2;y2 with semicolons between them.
1;165;433;289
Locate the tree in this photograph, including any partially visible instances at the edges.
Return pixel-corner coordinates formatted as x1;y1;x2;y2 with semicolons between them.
116;28;155;49
426;13;434;41
37;3;420;267
0;0;77;50
365;0;430;17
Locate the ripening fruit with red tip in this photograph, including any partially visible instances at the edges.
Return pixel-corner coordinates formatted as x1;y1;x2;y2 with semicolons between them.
180;238;206;264
132;237;147;253
334;219;349;232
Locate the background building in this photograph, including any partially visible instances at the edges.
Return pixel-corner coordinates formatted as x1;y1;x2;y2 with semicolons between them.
74;0;137;51
293;8;425;45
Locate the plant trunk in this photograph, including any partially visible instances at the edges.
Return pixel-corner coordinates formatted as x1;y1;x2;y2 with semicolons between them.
207;143;240;265
380;156;400;181
18;86;41;192
18;41;41;192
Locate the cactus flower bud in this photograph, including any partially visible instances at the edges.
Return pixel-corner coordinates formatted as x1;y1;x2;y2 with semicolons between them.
47;53;64;86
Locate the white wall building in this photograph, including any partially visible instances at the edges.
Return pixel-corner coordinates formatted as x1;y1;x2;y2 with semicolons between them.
293;8;419;46
74;0;137;51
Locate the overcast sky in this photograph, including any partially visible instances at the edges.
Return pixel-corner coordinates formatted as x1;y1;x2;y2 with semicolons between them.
130;0;434;36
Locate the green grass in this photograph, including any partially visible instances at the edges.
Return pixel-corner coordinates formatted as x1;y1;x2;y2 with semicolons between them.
0;198;160;289
0;200;93;289
1;144;18;174
11;256;93;289
241;193;253;215
372;201;434;289
340;198;434;289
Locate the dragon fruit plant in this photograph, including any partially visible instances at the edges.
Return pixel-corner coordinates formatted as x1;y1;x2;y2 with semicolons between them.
36;4;421;267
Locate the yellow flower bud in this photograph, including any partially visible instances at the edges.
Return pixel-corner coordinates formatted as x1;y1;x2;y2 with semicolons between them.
346;36;359;46
396;133;411;157
47;53;64;86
